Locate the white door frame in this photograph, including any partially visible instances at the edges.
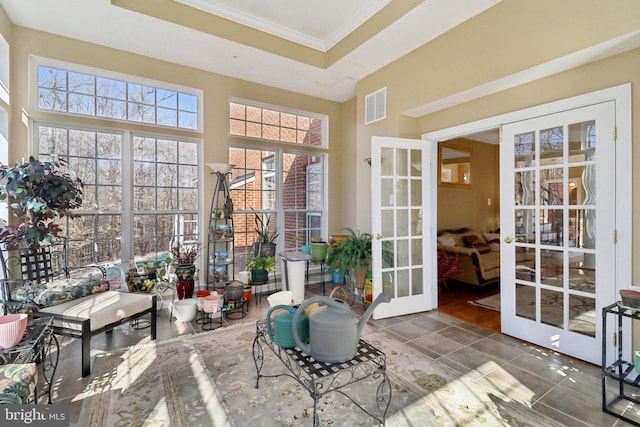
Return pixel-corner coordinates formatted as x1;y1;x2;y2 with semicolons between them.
421;84;632;316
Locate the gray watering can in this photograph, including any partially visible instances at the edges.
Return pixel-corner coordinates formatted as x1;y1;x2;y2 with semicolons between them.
266;305;309;348
292;293;390;363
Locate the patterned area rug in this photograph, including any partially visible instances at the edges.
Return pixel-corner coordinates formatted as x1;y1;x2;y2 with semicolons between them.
469;286;596;335
78;322;565;426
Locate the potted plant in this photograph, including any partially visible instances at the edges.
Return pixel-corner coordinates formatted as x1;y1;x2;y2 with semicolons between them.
309;235;328;262
171;242;200;299
245;254;276;282
325;228;372;292
252;208;279;257
0;157;83;248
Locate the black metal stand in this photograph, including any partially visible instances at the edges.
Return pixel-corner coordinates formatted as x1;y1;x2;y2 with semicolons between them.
225;297;247;319
602;301;640;426
200;309;226;330
253;320;391;426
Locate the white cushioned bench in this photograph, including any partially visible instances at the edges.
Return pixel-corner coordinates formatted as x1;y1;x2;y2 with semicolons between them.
34;291;157;377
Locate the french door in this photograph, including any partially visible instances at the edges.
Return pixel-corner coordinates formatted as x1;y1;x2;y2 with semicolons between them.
371;136;435;319
500;102;616;364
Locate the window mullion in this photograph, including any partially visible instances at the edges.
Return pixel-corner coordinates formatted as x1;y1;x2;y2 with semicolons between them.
121;130;134;264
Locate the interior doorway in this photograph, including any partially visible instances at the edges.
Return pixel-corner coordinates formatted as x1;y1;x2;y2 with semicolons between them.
423;84;631;364
434;130;501;332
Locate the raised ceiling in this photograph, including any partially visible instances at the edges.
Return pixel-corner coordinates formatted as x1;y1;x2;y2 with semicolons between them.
0;0;501;102
175;0;394;51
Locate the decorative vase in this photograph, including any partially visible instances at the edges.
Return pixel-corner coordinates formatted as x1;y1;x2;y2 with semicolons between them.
175;263;196;299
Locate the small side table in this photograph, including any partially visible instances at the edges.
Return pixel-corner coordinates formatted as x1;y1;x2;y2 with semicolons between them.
0;316;59;404
306;259;327;295
200;309;227;331
249;270;278;304
225;297;247;320
253;320;391;425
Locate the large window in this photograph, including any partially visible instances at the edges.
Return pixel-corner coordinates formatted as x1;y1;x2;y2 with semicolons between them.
32;60;202;285
228;101;327;271
36;124;200;284
36;62;200;131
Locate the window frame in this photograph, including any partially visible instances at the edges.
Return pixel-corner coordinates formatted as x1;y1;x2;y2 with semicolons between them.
229;97;329;149
31;56;204;132
32;121;204;282
229;143;328;271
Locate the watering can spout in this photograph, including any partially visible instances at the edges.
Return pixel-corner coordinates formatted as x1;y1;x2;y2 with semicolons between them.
356;293;390;338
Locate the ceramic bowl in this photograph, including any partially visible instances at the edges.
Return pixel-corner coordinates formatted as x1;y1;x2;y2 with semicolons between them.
620;289;640;308
267;291;292;307
0;313;28;349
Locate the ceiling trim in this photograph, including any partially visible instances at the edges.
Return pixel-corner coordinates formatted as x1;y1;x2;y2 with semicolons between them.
175;0;393;52
112;0;326;68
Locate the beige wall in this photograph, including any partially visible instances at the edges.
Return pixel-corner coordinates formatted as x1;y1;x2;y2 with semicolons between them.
437;139;499;233
353;0;640;283
0;25;346;237
354;0;640;228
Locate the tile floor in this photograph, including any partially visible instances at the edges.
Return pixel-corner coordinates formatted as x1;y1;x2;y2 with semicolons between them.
47;283;637;427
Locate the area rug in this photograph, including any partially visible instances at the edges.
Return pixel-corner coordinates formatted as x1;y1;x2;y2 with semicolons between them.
469;287;596;335
78;322;565;426
468;293;501;312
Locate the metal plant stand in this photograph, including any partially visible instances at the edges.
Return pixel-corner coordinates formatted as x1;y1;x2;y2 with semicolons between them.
253;320;391;426
602;302;640;425
0;316;59;404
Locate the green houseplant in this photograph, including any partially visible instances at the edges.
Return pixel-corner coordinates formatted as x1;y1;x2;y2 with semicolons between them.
245;254;276;282
0;157;83;248
325;228;372;291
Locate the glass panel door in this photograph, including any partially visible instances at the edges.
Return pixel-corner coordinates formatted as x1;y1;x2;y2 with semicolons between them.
371;137;433;319
501;102;616;364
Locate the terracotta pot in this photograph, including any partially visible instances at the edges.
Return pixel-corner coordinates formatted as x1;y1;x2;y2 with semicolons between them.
328;234;348;245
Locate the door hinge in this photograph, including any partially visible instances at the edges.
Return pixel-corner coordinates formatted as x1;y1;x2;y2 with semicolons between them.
614;126;617;142
499;125;503;144
614;230;617;244
613;332;617;347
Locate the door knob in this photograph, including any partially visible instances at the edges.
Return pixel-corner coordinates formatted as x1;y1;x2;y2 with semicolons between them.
504;236;514;244
375;233;383;240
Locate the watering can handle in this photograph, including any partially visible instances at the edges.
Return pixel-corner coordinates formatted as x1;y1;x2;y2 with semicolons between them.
293;297;325;354
265;305;296;342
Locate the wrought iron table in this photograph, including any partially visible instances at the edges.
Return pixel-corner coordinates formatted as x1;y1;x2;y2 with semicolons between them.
253;320;391;426
0;316;59;403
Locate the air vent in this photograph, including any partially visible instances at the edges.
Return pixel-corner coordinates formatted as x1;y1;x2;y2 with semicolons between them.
365;87;386;125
